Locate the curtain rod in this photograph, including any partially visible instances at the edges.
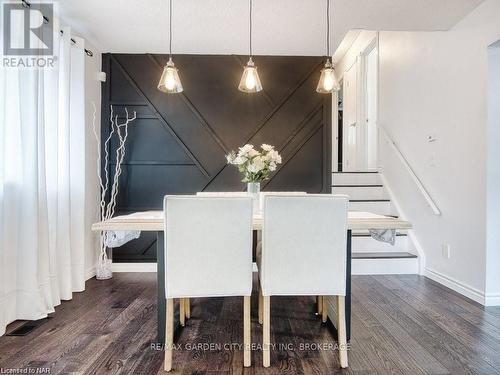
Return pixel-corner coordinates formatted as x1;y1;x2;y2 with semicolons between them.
21;0;94;57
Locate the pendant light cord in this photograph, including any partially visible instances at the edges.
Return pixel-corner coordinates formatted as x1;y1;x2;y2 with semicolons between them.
249;0;253;57
169;0;173;57
326;0;330;57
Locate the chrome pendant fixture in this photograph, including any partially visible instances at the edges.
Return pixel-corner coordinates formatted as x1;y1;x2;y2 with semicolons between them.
238;0;262;93
158;0;183;93
316;0;340;93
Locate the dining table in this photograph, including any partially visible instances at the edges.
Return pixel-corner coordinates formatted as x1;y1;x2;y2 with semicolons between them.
92;210;412;343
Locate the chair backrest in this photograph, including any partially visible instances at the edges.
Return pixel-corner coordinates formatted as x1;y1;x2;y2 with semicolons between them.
259;191;307;212
197;192;250;197
260;194;348;297
164;195;253;298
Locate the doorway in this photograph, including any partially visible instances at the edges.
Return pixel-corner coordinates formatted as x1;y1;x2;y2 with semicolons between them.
338;36;379;172
337;82;343;171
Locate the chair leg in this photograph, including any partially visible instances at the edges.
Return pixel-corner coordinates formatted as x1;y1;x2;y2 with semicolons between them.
185;298;191;319
179;298;185;326
322;296;328;323
164;298;174;372
244;296;251;367
317;296;323;315
263;296;271;368
258;286;263;324
337;296;348;368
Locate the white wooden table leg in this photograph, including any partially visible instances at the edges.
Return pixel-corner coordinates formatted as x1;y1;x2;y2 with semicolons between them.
317;296;323;315
179;298;185;326
258;286;263;324
185;298;191;319
322;296;328;323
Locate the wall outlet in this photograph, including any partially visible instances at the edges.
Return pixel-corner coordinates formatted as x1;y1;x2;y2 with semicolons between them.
442;243;451;259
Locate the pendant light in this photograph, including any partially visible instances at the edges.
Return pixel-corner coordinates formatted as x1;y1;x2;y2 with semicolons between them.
316;0;340;93
238;0;262;93
158;0;183;93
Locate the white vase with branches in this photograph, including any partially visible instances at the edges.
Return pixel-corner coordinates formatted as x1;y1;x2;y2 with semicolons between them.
92;103;136;280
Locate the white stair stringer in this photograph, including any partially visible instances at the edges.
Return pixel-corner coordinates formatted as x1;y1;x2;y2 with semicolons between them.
378;172;426;275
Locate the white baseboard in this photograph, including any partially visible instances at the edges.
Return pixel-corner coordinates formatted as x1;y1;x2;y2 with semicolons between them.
103;262;500;306
110;262;260;273
112;263;157;272
424;267;499;306
485;293;500;306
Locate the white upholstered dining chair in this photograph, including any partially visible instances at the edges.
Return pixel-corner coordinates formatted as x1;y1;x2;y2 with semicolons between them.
177;192;251;317
256;191;333;317
257;194;349;368
163;195;254;371
196;191;250;196
258;191;306;212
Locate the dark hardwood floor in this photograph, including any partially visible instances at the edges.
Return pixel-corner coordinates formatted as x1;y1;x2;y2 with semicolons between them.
1;273;500;374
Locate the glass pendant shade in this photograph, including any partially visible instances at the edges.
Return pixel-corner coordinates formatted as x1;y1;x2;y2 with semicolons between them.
238;58;262;93
158;57;183;93
316;59;340;93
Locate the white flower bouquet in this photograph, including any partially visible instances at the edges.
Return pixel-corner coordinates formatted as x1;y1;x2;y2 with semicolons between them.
226;144;282;182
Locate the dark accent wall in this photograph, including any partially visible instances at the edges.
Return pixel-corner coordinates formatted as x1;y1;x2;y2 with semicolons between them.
102;54;332;262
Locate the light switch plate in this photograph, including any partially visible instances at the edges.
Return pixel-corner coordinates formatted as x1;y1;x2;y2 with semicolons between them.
442;243;451;259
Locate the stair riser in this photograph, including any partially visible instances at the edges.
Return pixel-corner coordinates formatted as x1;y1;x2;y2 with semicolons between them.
332;172;380;185
352;258;419;275
348;201;395;216
352;235;408;253
332;186;388;200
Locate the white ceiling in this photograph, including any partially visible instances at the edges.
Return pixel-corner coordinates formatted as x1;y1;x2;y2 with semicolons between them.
57;0;483;55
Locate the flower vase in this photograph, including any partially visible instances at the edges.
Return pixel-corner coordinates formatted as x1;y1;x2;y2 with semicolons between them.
96;245;113;280
247;182;261;214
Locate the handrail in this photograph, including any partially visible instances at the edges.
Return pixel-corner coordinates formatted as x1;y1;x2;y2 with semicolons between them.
379;125;441;216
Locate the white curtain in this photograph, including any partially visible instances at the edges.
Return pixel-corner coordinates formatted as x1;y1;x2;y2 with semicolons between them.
0;26;86;336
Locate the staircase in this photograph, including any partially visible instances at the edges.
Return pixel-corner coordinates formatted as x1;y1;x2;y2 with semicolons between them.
332;171;419;275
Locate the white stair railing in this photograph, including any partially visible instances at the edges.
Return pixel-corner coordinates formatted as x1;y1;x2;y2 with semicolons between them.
379;125;441;216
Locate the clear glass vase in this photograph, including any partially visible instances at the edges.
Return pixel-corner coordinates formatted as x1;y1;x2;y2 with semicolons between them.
96;245;113;280
247;182;261;214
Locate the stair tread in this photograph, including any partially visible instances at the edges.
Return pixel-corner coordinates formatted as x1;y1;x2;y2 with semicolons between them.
350;199;391;202
333;184;383;187
333;171;379;174
352;231;407;237
353;252;417;259
349;212;399;219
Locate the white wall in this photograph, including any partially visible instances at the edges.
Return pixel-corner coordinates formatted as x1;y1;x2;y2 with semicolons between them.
486;41;500;304
83;41;102;280
377;0;500;304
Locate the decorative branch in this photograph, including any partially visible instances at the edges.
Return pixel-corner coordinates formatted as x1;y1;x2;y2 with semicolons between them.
92;103;136;278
